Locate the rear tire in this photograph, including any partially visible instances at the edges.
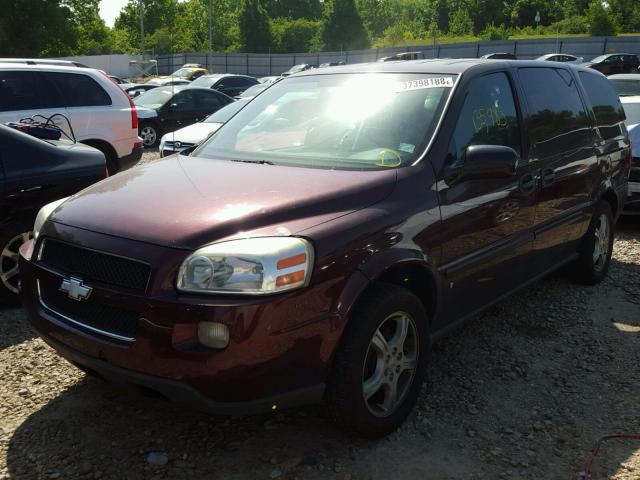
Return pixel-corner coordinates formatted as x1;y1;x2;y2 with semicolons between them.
0;220;33;307
324;283;429;438
573;201;614;285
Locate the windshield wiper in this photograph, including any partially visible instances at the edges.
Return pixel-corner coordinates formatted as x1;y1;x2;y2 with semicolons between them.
230;159;274;165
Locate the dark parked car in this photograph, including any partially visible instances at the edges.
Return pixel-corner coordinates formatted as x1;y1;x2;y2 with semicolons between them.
609;74;640;96
0;124;105;304
134;86;233;147
480;52;518;60
190;74;259;97
583;54;640;75
19;60;629;437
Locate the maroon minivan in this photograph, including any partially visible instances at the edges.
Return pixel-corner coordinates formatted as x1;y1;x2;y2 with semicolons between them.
19;60;630;437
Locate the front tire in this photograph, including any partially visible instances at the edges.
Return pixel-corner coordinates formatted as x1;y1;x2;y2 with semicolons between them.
573;201;614;285
325;283;429;438
139;122;160;148
0;221;33;306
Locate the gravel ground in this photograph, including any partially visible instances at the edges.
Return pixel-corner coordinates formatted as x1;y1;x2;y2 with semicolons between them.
1;150;638;479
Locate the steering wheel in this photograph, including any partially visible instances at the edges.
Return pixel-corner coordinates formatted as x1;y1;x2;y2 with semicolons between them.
376;148;402;168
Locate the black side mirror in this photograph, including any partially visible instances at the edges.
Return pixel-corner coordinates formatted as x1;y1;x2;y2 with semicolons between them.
454;145;520;182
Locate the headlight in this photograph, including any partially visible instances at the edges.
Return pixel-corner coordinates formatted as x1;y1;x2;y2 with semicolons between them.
33;197;68;241
177;237;314;295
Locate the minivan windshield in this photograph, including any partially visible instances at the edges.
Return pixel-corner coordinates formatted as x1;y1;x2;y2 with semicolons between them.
193;73;456;170
134;88;173;109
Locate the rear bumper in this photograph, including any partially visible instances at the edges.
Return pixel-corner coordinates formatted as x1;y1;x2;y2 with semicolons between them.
115;144;143;172
32;324;324;415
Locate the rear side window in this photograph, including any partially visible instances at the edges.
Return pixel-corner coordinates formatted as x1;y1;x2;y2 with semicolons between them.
579;71;625;140
519;67;590;156
0;71;40;111
196;91;222;109
447;72;521;169
45;72;111;107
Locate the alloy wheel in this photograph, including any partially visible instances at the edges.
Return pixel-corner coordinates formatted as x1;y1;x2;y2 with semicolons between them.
362;311;419;417
140;125;157;147
592;213;610;271
1;231;32;294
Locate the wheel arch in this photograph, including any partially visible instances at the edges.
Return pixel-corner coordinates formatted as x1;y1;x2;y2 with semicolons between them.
80;139;118;173
601;187;619;220
335;250;442;331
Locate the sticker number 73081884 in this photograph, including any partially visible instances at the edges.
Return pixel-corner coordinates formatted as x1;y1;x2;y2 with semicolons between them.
396;77;454;92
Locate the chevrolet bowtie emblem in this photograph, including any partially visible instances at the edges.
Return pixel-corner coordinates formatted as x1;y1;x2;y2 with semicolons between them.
60;277;92;301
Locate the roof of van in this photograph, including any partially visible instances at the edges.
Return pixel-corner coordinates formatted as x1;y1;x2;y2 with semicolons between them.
292;58;598;76
0;62;98;74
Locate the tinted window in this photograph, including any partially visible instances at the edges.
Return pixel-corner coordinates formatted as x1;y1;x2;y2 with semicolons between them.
447;72;521;169
47;72;111;107
611;79;640;96
172;90;197;111
196;91;222;110
0;71;40;111
519;67;590;156
579;71;626;139
219;77;249;88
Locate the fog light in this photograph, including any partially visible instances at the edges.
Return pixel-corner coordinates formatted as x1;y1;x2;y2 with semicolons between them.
197;322;229;349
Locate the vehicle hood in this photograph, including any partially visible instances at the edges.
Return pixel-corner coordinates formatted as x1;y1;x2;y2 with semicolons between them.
51;155;397;249
163;122;222;145
582;62;595;67
136;106;158;119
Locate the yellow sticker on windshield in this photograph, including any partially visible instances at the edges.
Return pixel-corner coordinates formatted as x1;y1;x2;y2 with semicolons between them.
397;77;454;92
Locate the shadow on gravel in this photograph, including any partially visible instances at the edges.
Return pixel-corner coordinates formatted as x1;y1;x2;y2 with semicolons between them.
0;305;35;350
6;376;363;480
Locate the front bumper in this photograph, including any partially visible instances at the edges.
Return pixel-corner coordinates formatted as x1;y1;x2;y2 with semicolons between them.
19;222;344;412
114;144;144;172
31;324;324;415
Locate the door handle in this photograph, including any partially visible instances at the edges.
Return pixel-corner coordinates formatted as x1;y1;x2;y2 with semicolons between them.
519;173;537;194
541;168;555;187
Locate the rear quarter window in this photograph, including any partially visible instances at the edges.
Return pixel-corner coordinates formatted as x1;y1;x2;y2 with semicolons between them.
519;67;591;156
578;71;626;140
45;72;112;107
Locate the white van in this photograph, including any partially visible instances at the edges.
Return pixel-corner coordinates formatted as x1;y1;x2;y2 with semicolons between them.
0;63;142;173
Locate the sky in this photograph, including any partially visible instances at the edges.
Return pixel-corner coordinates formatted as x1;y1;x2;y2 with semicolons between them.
99;0;129;27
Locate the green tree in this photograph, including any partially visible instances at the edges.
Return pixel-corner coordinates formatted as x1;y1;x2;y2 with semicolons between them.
608;0;640;32
239;0;273;52
322;0;370;51
0;0;76;56
271;18;321;52
65;0;112;54
114;0;180;53
448;8;474;35
586;1;616;36
263;0;322;19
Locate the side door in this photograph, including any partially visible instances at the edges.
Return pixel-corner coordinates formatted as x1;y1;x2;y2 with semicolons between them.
436;71;538;325
0;69;69;130
160;90;199;132
517;67;598;271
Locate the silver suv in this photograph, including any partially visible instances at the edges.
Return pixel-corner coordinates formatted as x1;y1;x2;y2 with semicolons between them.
0;62;142;174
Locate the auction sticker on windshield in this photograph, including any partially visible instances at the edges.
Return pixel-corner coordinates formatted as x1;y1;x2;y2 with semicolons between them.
397;77;454;92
